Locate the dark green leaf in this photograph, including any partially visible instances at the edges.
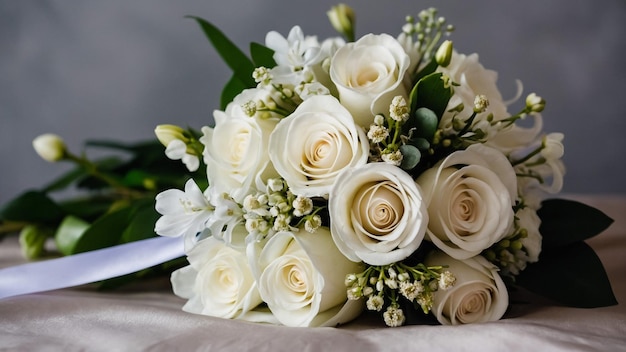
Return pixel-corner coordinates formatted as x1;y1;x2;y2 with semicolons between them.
187;16;255;88
516;241;617;308
412;107;439;141
221;74;249;110
399;144;421;170
412;58;438;83
250;42;276;68
0;191;65;223
42;167;88;193
71;206;133;254
54;215;90;256
121;202;159;243
408;72;453;120
409;137;430;151
538;198;614;248
59;197;114;221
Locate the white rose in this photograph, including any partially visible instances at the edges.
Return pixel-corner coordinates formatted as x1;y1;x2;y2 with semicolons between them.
171;237;263;319
425;250;509;325
252;227;364;327
417;144;516;259
330;33;410;127
329;162;428;265
200;89;279;202
268;95;368;197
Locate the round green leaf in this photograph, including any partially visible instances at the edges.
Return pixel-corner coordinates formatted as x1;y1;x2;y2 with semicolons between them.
414;107;438;141
54;215;90;256
400;144;421;170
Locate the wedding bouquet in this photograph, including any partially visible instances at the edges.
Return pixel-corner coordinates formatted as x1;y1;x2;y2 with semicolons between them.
0;4;616;327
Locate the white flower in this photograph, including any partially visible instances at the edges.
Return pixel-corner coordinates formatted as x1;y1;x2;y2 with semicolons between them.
266;26;322;72
425;250;509;325
165;139;199;172
366;295;384;311
516;207;542;263
383;305;405;327
268;95;369;197
329;162;428;265
201;89;280;202
171;237;263;320
330;33;410;127
251;227;364;327
154;179;213;247
32;133;66;162
416;144;516;260
541;133;565;161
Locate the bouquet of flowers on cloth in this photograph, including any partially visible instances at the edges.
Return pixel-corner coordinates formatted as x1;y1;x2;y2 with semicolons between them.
0;4;616;327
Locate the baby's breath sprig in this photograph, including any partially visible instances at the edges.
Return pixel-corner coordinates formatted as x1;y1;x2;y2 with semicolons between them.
367;96;414;167
483;224;531;277
402;8;454;69
345;261;455;326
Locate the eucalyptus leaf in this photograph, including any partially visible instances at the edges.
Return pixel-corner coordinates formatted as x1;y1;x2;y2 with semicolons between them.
413;107;439;141
399;144;421;170
516;241;617;308
54;215;90;256
538;198;614;248
410;137;430;151
187;16;255;89
250;42;276;68
0;190;65;224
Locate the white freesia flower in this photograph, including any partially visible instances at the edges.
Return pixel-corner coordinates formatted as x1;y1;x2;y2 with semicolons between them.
154;179;213;248
268;95;369;197
330;33;410;127
265;26;323;86
165;139;199;172
425;250;508;325
329;162;428;265
251;227;364;327
416;144;516;259
171;237;263;320
201;89;280;202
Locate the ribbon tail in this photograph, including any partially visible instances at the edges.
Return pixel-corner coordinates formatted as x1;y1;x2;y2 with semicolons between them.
0;236;184;300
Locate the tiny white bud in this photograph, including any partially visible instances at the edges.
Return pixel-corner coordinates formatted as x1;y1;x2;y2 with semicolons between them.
435;40;453;67
33;133;67;162
526;93;546;112
154;125;186;147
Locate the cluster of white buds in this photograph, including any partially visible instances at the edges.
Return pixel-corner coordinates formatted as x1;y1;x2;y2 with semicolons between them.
483;226;531;276
402;7;454;63
345;261;455;326
241;178;325;240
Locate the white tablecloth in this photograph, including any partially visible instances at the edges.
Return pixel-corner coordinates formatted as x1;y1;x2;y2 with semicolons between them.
1;195;625;351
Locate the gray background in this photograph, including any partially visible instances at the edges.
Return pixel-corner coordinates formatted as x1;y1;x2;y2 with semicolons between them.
2;0;625;205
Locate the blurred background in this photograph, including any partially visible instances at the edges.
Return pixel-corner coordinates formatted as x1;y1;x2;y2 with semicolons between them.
1;0;625;204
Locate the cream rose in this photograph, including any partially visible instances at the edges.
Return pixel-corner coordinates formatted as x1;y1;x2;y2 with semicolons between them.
425;250;508;325
417;144;516;260
200;88;279;202
330;33;410;127
252;227;364;327
268;95;368;197
329;162;428;265
171;237;263;320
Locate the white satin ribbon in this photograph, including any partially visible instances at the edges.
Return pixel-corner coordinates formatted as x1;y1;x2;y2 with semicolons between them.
0;236;184;300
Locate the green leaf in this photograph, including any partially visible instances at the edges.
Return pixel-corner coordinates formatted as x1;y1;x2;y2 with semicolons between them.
412;58;438;83
412;107;439;141
0;191;65;224
250;42;276;68
187;16;255;89
408;72;453;120
54;215;91;256
221;74;249;110
538;199;614;248
399;144;421;170
42;167;88;193
59;197;114;221
71;206;133;254
516;241;617;308
409;137;430;151
121;202;159;243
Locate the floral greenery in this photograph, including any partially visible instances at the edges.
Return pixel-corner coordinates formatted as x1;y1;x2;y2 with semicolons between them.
0;140;195;286
0;4;617;326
